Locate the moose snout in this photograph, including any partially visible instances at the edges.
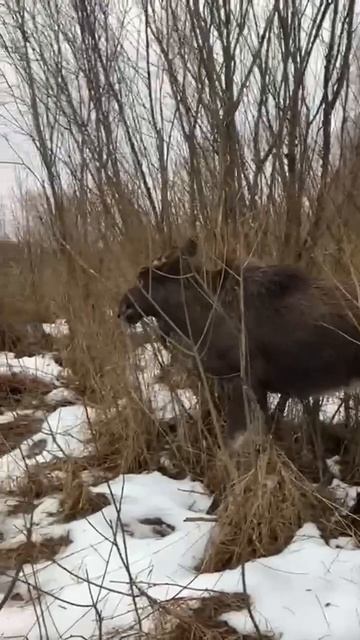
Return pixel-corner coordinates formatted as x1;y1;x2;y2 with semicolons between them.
118;298;141;324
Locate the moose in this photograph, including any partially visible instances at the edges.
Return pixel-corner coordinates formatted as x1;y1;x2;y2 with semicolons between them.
118;238;360;451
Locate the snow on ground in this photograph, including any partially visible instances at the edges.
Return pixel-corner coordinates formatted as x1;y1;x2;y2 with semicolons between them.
268;391;354;424
319;393;353;423
215;523;360;640
0;472;213;639
330;478;360;511
44;387;80;406
42;319;69;338
0;352;64;385
146;380;197;421
132;340;198;421
0;408;45;424
2;322;360;639
0;405;96;488
2;478;360;640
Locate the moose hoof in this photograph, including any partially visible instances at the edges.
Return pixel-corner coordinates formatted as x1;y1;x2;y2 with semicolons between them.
206;495;220;514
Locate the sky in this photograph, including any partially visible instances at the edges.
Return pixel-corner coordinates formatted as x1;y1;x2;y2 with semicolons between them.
0;63;35;236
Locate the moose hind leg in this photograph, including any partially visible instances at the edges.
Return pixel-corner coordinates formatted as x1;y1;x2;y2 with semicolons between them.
223;380;268;452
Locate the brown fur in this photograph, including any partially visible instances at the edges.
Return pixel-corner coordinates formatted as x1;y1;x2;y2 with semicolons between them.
118;239;360;448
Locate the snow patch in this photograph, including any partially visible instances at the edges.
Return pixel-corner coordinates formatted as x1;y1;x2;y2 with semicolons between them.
44;387;79;406
0;405;95;488
42;319;69;338
133;342;198;421
330;478;360;511
0;472;213;639
0;353;63;385
3;481;360;640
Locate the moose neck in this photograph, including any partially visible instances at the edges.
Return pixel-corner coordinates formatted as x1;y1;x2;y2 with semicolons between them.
153;269;234;347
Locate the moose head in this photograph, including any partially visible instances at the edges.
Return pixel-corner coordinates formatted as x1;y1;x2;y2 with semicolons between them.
117;238;199;327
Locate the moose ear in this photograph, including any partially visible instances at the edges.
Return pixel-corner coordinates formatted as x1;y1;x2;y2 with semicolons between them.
181;238;198;258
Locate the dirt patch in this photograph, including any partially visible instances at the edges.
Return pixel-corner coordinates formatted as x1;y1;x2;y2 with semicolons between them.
0;413;43;456
0;535;70;570
0;373;55;406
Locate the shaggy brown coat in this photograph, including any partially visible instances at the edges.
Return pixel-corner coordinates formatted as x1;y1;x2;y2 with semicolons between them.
118;239;360;447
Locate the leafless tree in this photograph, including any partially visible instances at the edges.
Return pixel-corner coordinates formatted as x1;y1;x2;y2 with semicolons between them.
0;0;357;261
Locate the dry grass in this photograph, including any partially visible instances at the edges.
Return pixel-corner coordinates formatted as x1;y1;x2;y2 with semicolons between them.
60;464;110;521
87;403;162;475
0;321;54;356
151;593;255;640
0;413;43;456
0;247;52;324
15;466;66;502
200;440;342;572
0;535;71;570
13;455;112;504
0;374;55;406
7;461;110;521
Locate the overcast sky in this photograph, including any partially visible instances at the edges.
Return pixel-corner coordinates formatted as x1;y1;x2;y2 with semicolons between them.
0;62;36;234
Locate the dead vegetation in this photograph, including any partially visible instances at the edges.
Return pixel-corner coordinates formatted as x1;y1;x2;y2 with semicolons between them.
0;374;55;405
0;320;54;357
200;442;342;572
0;535;71;570
15;467;66;502
151;593;251;640
0;412;43;456
59;466;110;522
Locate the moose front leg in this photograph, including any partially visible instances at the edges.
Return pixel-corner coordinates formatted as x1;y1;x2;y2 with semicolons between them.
222;379;269;452
206;380;269;516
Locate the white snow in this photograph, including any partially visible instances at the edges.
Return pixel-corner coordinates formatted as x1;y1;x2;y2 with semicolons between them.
2;481;360;640
146;381;197;421
44;387;79;406
2;323;360;639
0;352;63;384
42;319;69;338
216;523;360;639
330;478;360;511
0;409;45;425
132;341;198;421
0;405;96;488
326;455;342;478
0;472;213;639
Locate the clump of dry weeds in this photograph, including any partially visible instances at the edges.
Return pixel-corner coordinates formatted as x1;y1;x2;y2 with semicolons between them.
0;413;43;456
15;466;65;502
0;374;55;405
0;535;71;570
200;439;341;572
60;463;110;521
87;400;162;475
151;593;255;640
